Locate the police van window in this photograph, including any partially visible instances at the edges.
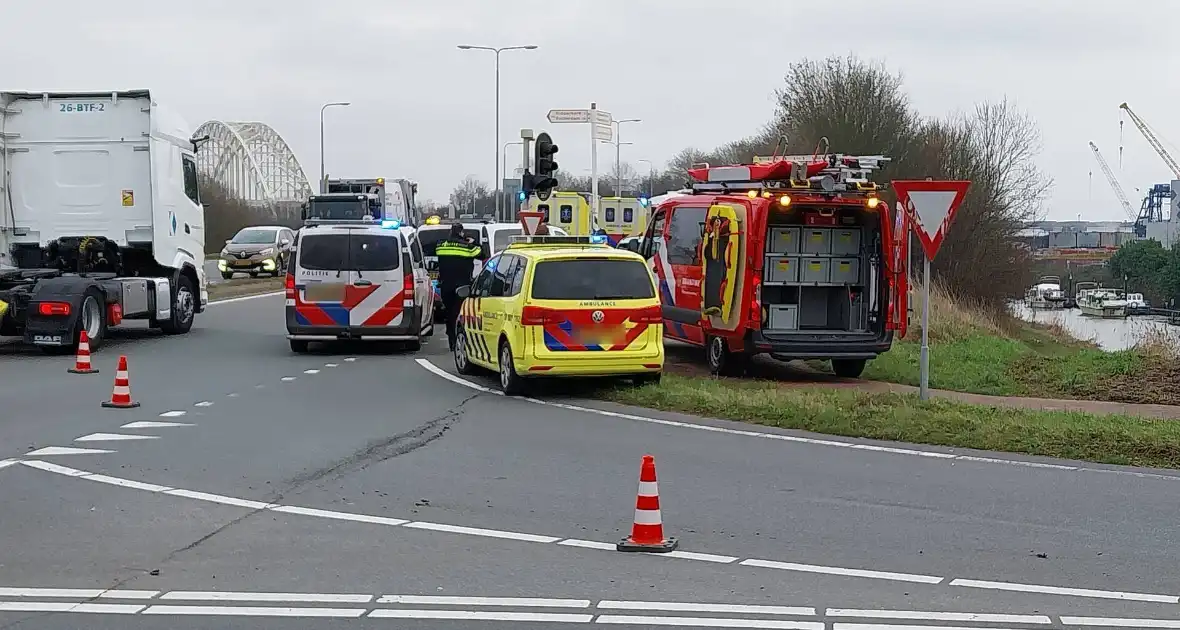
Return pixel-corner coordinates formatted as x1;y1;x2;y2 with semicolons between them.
623;207;634;223
537;204;550;223
297;234;349;270
531;259;656;300
605;207;616;222
408;234;424;264
560;205;572;223
667;206;708;265
350;234;400;271
488;254;520;297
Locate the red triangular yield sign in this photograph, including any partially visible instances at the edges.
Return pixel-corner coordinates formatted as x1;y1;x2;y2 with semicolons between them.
891;180;970;260
519;211;543;236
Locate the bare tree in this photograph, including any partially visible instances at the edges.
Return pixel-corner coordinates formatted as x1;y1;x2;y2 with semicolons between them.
449;175;492;215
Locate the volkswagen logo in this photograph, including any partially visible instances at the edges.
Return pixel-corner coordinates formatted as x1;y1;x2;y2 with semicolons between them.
591;310;605;323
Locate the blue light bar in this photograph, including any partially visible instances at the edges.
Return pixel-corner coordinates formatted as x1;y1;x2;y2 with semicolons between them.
381;219;401;229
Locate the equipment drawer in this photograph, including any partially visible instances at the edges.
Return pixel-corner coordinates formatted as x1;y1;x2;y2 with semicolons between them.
801;228;831;254
766;304;798;330
764;256;799;283
800;257;830;283
768;227;800;254
830;257;860;284
830;229;861;255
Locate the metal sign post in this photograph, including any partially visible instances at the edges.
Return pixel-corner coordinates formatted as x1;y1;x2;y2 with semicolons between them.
891;179;971;401
546;104;614;225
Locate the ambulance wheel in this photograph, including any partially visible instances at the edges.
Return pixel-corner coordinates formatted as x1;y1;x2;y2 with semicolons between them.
633;372;662;386
289;339;309;353
707;335;748;377
831;358;867;379
498;339;526;396
454;328;478;375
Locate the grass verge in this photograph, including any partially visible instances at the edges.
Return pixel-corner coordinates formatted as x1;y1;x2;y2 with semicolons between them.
603;373;1180;469
845;281;1180;405
207;277;284;301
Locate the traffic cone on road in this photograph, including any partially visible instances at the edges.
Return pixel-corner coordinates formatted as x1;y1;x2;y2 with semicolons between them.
617;454;678;553
67;330;99;374
101;355;140;408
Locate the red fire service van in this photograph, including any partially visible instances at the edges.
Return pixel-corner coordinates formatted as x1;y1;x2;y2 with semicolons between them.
630;152;910;377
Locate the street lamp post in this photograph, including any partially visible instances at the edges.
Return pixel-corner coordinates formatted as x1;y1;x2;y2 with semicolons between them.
503;140;523;218
636;159;654;198
457;44;538;220
613;119;641;197
319;102;350;193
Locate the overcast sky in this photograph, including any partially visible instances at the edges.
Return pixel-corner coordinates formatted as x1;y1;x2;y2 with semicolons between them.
4;0;1178;221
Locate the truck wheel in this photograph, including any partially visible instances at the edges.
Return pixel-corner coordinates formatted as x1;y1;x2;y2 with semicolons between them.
706;335;748;377
160;275;196;335
77;290;107;351
831;358;867;379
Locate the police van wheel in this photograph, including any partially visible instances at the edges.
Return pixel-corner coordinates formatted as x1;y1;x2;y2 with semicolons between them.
454;329;478;375
498;340;526;396
289;339;309;353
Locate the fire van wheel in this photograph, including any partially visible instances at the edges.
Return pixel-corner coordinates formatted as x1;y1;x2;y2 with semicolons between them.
831;358;867;379
706;335;748;377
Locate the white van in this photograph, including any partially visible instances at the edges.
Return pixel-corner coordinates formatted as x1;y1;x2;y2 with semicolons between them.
285;221;433;352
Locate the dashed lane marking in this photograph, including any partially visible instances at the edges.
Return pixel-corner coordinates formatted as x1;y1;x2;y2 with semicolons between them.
0;587;158;599
370;610;595;623
143;605;364;618
206;291;283;306
160;591;372;603
75;433;159;443
414;358;1180;483
597;602;814;616
324;363;339;367
280;376;297;382
194;401;214;407
1061;616;1180;628
0;459;16;471
377;596;590;608
159;411;187;418
344;357;357;362
304;369;320;374
826;609;1052;624
0;602;145;614
24;446;113;457
18;459;1178;606
120;421;193;429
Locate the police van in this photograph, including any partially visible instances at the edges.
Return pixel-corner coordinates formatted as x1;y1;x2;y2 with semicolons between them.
285;217;433;353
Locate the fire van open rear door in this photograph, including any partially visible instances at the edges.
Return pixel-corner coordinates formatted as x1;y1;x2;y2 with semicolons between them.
881;201;909;338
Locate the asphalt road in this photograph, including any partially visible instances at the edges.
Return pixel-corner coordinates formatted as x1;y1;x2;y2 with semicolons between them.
2;291;1180;628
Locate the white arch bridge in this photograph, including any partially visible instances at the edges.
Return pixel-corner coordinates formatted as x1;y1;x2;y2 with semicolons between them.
193;120;314;221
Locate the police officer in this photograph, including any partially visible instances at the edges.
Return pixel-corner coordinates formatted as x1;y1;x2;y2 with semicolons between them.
435;222;482;351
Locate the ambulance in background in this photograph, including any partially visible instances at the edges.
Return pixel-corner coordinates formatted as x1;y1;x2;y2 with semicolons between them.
524;192;652;245
524;192;592;236
597;196;651;246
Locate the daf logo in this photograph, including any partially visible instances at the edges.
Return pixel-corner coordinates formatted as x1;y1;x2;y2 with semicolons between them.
591;310;605;323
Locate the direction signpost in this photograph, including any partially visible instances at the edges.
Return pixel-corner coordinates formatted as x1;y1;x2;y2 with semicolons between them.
546;103;613;221
891;179;971;401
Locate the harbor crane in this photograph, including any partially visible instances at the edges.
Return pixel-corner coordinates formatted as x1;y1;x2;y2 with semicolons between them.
1088;141;1138;222
1119;103;1179;227
1119;102;1180;179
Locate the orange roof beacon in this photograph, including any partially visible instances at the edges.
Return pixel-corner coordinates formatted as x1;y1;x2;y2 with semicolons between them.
630;149;910;378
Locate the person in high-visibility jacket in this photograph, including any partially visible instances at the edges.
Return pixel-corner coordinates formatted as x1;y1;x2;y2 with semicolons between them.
436;222;483;351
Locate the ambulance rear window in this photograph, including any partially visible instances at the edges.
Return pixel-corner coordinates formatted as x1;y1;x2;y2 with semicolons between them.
531;259;655;300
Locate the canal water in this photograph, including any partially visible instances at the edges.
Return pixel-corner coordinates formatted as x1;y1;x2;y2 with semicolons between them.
1009;302;1180;351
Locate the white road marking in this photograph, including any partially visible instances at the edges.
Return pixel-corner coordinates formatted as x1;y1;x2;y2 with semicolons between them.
75;433;159;442
948;578;1179;604
598;601;814;616
194;401;214;407
207;291;284;306
25;446;113;457
304;369;320;374
343;357;357;362
369;609;594;623
664;550;738;564
0;588;158;599
163;489;273;510
20;459;1162;606
597;616;822;629
402;521;561;543
160;591;372;603
414;358;1180;485
143;605;365;617
0;459;16;471
280;376;297;382
740;559;943;585
159;410;187;418
268;505;409;526
120;421;193;429
832;626;1027;630
0;601;144;614
1061;616;1180;628
377;596;591;608
827;609;1051;624
324;363;339;367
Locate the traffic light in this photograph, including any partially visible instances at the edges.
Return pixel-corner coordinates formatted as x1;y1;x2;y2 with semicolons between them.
533;132;559;201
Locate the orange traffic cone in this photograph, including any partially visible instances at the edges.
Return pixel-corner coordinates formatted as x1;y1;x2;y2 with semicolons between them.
101;355;140;408
617;454;678;553
67;330;99;374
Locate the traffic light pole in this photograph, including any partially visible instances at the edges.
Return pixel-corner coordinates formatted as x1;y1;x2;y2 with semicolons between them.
590;102;599;225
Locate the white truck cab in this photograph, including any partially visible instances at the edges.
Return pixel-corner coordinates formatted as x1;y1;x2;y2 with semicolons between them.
0;90;207;352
